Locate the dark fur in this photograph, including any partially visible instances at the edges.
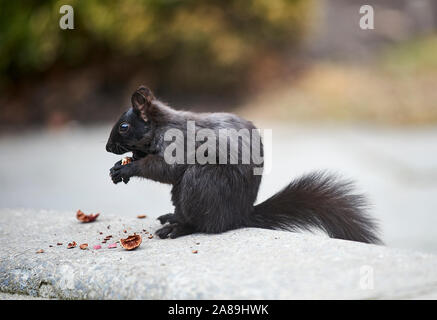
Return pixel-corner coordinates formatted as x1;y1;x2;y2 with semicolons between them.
106;86;381;244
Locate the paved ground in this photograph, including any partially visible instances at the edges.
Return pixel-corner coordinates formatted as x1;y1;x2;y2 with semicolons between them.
1;209;437;299
1;123;437;299
0;123;436;253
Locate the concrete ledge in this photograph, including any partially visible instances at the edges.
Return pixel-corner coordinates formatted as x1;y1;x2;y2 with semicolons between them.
1;209;437;299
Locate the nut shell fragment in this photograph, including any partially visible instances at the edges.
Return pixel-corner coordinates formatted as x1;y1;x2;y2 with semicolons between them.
67;241;77;249
137;215;146;219
79;243;88;250
76;209;99;223
120;234;142;251
36;249;44;254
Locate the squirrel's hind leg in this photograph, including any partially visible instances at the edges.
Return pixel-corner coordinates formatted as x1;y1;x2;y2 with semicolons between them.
155;223;195;239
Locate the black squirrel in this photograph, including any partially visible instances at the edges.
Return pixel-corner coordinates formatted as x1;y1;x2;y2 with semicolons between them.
106;85;381;244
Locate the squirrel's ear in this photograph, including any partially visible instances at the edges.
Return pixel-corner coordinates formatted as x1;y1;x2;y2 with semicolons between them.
131;86;155;121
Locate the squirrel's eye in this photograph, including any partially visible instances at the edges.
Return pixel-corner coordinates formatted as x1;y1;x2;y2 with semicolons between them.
119;122;130;133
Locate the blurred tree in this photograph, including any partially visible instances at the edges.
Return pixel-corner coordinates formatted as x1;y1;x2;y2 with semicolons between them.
0;0;312;127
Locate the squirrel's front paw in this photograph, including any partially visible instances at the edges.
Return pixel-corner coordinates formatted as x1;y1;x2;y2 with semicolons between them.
109;162;132;184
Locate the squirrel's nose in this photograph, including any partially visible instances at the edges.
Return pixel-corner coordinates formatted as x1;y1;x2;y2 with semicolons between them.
106;143;113;153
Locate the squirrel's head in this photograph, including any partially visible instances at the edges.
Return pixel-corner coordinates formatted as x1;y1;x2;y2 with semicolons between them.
106;86;157;160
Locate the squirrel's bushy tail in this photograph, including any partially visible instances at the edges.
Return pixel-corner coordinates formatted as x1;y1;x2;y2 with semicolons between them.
251;172;381;244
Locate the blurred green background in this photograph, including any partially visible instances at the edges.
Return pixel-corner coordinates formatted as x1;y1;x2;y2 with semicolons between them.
0;0;436;129
0;0;312;128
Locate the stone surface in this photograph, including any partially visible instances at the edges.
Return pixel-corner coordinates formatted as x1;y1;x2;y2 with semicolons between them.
1;209;437;299
0;292;48;300
1;124;437;299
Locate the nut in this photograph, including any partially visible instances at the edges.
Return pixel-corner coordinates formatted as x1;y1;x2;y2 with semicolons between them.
79;243;88;250
36;249;44;254
121;157;133;165
120;234;142;251
137;215;146;219
76;209;99;223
